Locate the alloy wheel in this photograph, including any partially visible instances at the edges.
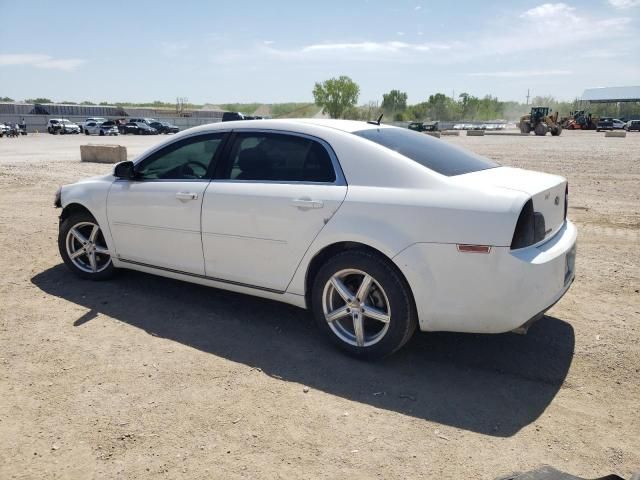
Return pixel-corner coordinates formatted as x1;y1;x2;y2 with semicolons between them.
65;221;111;273
322;269;391;347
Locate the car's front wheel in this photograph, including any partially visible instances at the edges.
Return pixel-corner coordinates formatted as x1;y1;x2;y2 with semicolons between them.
311;249;417;359
58;211;115;280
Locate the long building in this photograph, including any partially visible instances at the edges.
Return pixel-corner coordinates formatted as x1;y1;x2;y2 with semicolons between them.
0;102;225;132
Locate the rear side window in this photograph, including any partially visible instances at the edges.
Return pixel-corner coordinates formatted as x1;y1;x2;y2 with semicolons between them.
353;127;499;176
225;132;336;183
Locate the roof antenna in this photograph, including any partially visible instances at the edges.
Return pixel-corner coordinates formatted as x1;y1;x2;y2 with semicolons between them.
367;113;383;126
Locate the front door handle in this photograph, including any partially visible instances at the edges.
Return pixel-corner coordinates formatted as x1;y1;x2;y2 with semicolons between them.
291;198;324;210
176;192;198;201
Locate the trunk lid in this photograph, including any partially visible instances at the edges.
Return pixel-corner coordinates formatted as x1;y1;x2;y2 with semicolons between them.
455;166;567;241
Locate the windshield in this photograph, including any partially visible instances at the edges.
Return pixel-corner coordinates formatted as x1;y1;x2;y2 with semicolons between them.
353;127;499;176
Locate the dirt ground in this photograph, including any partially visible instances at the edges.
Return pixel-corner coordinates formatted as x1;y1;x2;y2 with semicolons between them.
0;130;638;479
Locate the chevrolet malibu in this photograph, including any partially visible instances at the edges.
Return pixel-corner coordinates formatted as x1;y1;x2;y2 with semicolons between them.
55;119;576;358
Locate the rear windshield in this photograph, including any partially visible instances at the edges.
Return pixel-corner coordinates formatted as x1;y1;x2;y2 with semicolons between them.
353;127;499;176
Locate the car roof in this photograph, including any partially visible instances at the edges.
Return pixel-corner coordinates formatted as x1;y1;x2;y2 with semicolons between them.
187;118;389;136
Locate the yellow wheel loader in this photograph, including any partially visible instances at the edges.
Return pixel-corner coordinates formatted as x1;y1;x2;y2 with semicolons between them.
519;107;563;136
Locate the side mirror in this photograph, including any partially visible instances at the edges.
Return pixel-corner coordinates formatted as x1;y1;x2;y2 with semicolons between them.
114;161;135;179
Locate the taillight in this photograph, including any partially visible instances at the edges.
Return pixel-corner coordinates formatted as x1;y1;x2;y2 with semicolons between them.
564;183;568;220
511;199;546;249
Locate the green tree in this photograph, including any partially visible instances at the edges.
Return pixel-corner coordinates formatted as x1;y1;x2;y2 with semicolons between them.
312;76;360;119
80;100;96;105
25;97;53;104
381;89;408;116
0;96;14;102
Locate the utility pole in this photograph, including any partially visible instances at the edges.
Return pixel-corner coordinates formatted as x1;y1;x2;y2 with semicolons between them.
526;89;530;105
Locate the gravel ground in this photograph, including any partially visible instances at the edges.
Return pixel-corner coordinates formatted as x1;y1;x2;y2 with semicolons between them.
0;130;638;479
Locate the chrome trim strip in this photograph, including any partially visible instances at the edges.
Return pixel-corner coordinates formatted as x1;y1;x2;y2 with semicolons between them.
112;221;200;235
202;231;287;244
118;258;285;294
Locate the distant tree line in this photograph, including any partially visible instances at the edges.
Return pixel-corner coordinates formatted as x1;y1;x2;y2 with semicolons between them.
312;76;640;121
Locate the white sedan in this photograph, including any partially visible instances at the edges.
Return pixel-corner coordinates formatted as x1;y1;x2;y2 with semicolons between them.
84;120;119;136
54;119;577;358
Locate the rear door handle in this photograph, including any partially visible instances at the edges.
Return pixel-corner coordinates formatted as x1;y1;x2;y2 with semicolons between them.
176;192;198;201
291;198;324;210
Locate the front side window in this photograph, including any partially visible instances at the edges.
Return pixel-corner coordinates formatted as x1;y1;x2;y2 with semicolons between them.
225;132;336;183
136;134;224;180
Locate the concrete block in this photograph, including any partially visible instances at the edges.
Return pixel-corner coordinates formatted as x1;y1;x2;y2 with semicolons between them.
425;131;441;138
466;130;485;136
440;130;460;136
605;131;626;138
80;144;127;163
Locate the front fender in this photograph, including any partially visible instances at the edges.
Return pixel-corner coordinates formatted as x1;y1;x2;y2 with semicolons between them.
60;175;115;253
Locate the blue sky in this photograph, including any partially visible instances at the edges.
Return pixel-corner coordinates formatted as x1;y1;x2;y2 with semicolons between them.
1;0;638;104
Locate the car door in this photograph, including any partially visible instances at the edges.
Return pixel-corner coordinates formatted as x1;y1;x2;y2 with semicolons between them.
107;132;227;275
201;130;347;292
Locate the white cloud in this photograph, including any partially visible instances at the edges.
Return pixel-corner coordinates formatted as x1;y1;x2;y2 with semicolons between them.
277;40;453;56
415;5;422;10
608;0;640;8
0;53;84;71
468;69;572;77
521;3;578;21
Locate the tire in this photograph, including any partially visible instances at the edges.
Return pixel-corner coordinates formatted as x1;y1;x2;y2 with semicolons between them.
520;123;531;134
99;130;104;136
534;123;548;136
85;130;90;135
551;125;562;136
311;249;417;359
58;211;115;280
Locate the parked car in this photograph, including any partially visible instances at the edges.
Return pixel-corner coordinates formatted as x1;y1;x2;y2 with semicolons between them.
0;123;9;137
596;118;614;132
120;121;158;135
408;121;439;132
47;119;80;134
54;119;576;359
128;117;156;125
624;120;640;132
222;111;250;122
611;118;626;130
80;117;107;133
149;121;180;134
84;120;119;136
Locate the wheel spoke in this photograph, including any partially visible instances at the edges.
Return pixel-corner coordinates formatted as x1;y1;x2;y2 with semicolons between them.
95;246;110;255
325;305;349;323
70;247;86;259
355;274;373;303
330;276;353;303
70;227;88;244
362;305;390;324
88;225;99;243
88;251;98;272
352;313;365;347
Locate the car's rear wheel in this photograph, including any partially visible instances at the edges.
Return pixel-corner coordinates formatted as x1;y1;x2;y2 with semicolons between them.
311;250;417;359
58;211;115;280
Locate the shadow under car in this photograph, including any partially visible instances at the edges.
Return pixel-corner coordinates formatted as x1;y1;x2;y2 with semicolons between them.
31;264;575;437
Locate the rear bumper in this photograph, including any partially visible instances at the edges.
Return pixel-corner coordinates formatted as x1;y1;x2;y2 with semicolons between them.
393;220;577;333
